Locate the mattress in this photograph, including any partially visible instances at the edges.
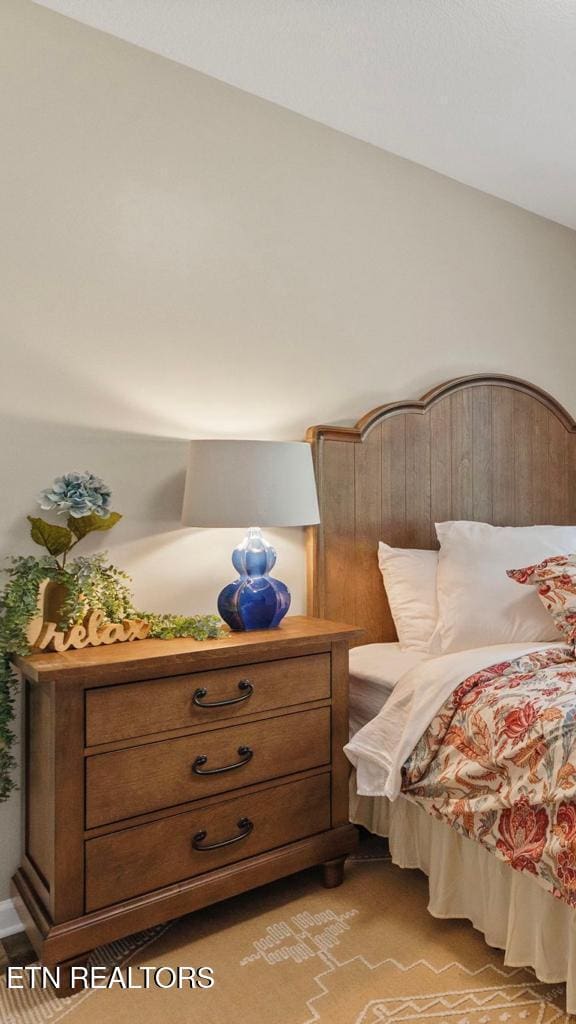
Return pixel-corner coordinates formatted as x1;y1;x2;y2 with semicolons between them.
348;642;429;736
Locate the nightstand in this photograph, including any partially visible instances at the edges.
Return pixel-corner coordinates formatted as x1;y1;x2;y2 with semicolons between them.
12;615;362;992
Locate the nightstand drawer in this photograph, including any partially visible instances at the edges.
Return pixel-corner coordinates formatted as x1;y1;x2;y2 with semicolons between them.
86;706;331;828
85;772;331;912
85;653;331;745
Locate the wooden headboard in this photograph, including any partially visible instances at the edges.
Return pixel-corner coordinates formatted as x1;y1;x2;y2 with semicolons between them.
306;374;576;644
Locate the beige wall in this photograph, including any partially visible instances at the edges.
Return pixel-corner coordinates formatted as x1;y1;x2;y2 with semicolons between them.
1;0;576;903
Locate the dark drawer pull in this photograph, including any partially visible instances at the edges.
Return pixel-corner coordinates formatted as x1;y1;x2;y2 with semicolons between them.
193;679;254;708
192;816;254;851
192;745;253;775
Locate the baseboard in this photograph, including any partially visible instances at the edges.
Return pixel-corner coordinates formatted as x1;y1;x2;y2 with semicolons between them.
0;897;23;938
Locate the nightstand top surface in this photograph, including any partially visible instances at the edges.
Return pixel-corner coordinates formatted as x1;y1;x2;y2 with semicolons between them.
15;615;364;684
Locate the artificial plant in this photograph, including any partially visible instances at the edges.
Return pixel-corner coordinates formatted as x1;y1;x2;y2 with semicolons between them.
0;472;223;801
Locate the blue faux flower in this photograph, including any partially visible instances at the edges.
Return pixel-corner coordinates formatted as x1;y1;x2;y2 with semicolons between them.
38;472;112;519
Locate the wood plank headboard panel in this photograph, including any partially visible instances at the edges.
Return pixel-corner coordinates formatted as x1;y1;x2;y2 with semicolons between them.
306;374;576;644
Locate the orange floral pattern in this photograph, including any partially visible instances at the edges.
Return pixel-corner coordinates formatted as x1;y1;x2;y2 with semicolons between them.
507;554;576;642
402;646;576;907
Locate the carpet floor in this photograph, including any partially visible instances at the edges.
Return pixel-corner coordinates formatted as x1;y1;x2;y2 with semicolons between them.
1;837;571;1024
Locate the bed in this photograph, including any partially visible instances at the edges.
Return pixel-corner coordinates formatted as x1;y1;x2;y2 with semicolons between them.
306;373;576;1011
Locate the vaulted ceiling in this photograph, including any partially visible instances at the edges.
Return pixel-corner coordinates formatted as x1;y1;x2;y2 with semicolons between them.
34;0;576;228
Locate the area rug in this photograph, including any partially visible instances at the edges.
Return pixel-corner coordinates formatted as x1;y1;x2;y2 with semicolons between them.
1;842;571;1024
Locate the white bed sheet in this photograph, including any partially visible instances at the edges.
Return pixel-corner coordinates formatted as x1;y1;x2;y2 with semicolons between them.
348;643;429;736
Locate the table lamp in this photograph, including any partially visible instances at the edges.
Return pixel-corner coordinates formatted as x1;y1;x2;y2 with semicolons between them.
181;440;320;631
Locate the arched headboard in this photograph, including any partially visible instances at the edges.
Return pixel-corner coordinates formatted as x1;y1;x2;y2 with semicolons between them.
306;374;576;644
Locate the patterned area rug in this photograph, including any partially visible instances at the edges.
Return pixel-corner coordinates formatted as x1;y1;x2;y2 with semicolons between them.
1;836;571;1024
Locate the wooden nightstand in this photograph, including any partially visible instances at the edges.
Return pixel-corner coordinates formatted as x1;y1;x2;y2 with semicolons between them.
12;615;362;991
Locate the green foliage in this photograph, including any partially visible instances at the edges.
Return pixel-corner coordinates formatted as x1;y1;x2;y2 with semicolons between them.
28;509;122;567
27;517;73;558
59;554;136;627
68;511;122;541
142;612;223;641
0;556;59;801
0;553;225;803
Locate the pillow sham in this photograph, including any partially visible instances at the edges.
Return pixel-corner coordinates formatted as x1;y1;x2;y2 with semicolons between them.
377;542;438;652
435;521;576;653
507;555;576;643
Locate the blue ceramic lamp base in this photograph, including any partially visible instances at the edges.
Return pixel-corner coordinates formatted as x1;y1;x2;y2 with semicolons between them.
217;527;291;631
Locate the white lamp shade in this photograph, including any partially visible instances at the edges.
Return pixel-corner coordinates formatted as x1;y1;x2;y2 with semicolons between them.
181;440;320;528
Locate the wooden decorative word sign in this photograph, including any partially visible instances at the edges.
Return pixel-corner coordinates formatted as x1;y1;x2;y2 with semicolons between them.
28;609;150;653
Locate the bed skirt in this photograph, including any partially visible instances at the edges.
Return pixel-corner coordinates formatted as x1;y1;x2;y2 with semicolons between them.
350;780;576;1013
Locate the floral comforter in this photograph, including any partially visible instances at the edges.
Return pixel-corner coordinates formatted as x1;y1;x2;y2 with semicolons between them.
402;646;576;908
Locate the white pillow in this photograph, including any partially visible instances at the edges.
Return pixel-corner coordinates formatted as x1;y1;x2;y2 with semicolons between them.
378;542;439;652
435;521;576;652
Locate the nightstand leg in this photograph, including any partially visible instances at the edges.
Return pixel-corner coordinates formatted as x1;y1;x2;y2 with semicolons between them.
322;857;346;888
50;955;90;999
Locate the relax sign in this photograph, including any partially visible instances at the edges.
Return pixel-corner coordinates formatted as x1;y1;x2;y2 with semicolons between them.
27;608;150;652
